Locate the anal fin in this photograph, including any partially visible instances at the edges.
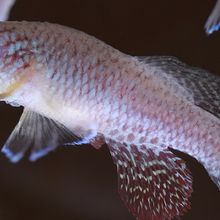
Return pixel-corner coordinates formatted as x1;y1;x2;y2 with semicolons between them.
107;140;193;220
1;109;82;162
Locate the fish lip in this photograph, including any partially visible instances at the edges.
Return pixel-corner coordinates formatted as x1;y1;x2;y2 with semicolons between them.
1;145;23;163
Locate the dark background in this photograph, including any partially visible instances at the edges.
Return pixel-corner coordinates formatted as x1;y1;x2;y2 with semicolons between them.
0;0;219;219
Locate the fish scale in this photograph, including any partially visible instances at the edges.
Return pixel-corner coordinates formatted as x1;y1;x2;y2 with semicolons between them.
0;21;219;220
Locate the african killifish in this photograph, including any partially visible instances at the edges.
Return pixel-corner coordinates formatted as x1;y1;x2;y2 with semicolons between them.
0;21;219;220
205;0;220;34
0;0;15;21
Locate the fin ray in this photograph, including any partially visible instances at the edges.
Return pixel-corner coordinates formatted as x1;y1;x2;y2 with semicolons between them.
107;140;192;220
1;109;82;162
138;56;220;119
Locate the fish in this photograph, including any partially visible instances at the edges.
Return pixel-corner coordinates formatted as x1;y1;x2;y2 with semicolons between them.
205;0;220;34
0;21;219;220
0;0;15;21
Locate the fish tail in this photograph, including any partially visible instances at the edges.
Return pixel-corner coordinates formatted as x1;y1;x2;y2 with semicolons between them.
107;140;192;220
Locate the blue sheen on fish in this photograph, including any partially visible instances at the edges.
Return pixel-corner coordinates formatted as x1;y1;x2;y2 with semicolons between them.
205;0;220;34
0;21;219;220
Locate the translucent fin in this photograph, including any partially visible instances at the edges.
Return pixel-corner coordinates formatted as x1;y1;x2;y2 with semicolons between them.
205;0;220;34
65;129;97;146
1;109;81;162
107;140;192;220
138;56;220;119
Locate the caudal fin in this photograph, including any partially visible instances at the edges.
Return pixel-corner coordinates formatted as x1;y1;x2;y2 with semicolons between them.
107;140;193;220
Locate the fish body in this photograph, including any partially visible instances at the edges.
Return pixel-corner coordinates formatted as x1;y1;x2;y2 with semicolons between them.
0;21;219;220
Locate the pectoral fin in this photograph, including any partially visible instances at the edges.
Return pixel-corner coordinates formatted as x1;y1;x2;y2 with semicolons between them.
1;109;82;162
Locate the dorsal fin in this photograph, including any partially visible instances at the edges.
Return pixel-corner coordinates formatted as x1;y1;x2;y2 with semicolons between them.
138;56;220;119
1;109;82;162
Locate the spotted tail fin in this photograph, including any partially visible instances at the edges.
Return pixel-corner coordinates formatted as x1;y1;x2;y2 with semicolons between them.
107;141;192;220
